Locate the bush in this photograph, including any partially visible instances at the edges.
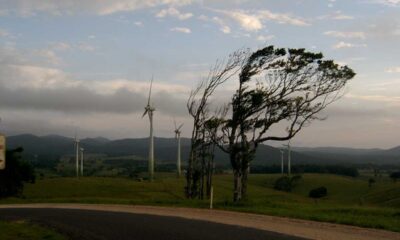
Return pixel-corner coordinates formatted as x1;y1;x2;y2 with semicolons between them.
390;172;400;182
368;178;376;188
309;186;327;199
273;175;302;192
251;164;359;177
0;148;35;198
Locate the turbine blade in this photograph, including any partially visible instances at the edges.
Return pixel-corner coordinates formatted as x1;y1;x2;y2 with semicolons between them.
173;118;177;129
147;75;153;106
142;109;148;118
178;123;184;130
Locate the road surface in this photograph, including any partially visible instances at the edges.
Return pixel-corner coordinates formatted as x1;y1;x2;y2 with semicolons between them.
0;207;305;240
0;204;399;240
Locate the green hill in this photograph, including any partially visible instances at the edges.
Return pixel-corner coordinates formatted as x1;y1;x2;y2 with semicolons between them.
1;174;399;231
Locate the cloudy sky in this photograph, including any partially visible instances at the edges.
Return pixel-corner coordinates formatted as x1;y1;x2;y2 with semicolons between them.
0;0;399;148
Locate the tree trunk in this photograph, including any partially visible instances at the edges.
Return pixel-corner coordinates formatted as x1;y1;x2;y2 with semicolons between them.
233;170;242;202
206;153;214;198
241;161;250;200
185;148;195;198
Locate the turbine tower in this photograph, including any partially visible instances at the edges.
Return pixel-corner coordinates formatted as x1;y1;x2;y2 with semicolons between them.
74;132;80;178
80;147;84;177
280;149;284;175
142;77;155;181
174;120;183;177
282;141;292;176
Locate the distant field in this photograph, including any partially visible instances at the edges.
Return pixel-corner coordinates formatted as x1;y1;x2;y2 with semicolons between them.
1;173;399;232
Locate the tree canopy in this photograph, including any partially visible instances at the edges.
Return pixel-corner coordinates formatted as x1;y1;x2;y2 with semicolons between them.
0;147;35;198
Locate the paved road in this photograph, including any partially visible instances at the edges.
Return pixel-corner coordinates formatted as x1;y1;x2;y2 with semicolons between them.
0;208;307;240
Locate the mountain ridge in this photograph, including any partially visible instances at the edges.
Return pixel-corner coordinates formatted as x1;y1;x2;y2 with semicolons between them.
4;134;400;166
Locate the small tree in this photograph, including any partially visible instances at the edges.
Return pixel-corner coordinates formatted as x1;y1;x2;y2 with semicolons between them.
273;175;302;192
0;148;35;198
215;46;355;202
368;178;376;188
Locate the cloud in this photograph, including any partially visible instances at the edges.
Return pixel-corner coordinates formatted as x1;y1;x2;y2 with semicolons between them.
371;0;400;7
257;10;309;26
220;25;231;34
48;41;94;53
198;15;231;34
170;27;191;33
318;11;354;20
211;8;309;32
256;34;274;42
346;93;400;105
0;0;196;16
50;42;71;51
156;7;193;20
77;43;95;52
0;28;9;37
324;31;366;39
0;64;189;115
333;41;367;49
0;45;190;116
221;10;263;31
385;66;400;73
32;49;62;65
134;21;143;27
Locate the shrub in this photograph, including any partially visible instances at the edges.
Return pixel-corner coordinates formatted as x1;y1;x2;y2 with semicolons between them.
0;148;35;198
368;178;376;188
390;172;400;182
309;186;327;199
274;175;302;192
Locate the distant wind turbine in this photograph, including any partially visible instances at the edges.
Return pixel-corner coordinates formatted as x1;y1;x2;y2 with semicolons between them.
282;141;292;176
174;120;183;177
74;132;80;178
80;147;84;177
142;76;155;181
280;149;284;175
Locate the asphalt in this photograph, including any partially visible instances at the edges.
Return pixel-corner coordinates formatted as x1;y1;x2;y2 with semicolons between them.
0;208;307;240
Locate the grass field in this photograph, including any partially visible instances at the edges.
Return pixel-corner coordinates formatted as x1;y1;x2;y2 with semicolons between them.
0;220;67;240
1;173;399;232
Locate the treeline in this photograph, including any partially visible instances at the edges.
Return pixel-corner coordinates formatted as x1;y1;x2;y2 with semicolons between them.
251;164;359;177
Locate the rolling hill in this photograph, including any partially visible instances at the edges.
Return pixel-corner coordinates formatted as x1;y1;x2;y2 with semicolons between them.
5;134;400;166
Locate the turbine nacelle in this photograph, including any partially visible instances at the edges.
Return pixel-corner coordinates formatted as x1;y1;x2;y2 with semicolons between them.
173;121;183;139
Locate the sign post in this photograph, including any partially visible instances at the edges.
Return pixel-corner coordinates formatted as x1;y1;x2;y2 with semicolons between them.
0;135;5;170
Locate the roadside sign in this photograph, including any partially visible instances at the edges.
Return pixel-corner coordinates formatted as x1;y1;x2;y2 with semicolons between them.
0;135;5;170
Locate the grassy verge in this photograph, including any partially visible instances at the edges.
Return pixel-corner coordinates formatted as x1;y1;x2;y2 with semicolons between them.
1;173;399;232
0;220;67;240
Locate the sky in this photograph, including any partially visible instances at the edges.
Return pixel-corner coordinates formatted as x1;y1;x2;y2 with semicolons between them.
0;0;399;148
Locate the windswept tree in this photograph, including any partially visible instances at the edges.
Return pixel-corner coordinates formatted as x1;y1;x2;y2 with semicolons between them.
186;50;246;198
214;46;355;202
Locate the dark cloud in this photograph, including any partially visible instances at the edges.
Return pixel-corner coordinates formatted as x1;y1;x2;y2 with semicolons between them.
0;83;188;116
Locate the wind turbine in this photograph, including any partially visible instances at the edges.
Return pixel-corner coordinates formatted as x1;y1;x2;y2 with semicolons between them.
74;132;80;178
142;76;155;181
282;141;292;176
279;149;284;175
174;120;183;177
80;147;84;177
